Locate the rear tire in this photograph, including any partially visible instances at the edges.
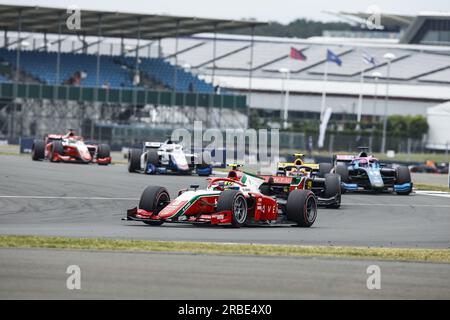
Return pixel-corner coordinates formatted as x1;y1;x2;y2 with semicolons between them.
324;173;341;208
50;141;64;162
31;139;45;161
139;186;170;226
318;163;333;178
128;148;141;173
286;189;317;227
217;190;247;228
396;166;412;195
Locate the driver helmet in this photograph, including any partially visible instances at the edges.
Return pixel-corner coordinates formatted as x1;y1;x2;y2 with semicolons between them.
358;159;368;167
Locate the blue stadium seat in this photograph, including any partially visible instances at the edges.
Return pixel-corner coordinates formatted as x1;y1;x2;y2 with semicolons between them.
0;48;214;92
0;74;8;83
0;48;134;88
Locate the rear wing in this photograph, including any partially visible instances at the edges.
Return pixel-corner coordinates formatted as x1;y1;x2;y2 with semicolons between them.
334;154;354;164
260;175;293;185
144;142;163;149
46;134;63;141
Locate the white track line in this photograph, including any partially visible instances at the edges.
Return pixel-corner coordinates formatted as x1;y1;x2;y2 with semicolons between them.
414;190;450;198
342;203;450;208
0;195;138;201
0;195;449;208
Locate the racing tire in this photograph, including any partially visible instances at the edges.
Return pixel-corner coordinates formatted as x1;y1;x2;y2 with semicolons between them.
144;149;160;175
286;189;317;227
97;144;111;164
217;190;248;228
31;139;45;161
324;173;341;209
395;166;412;195
196;160;212;177
146;149;159;166
335;163;349;194
128;148;141;173
139;186;170;226
50;141;64;162
318;163;333;178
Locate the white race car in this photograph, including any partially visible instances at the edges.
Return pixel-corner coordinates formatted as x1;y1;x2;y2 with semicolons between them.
127;140;212;176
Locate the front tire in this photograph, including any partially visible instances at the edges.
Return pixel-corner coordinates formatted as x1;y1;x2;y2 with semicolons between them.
146;149;159;166
144;149;160;174
335;163;349;194
286;189;317;227
128;148;141;173
31;139;45;161
139;186;170;226
97;144;111;163
396;166;412;195
196;160;212;177
217;190;248;228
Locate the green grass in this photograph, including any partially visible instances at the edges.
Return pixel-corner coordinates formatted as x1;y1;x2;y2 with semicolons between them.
0;235;449;263
414;183;450;192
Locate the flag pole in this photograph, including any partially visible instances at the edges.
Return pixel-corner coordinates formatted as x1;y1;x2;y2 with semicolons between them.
283;57;292;129
320;60;328;121
357;50;364;130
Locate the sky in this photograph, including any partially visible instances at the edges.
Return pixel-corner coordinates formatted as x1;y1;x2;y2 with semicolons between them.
5;0;450;23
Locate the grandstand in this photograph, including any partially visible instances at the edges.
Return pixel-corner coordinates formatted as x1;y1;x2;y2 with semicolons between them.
0;4;265;142
0;4;449;152
0;48;215;92
156;30;450;121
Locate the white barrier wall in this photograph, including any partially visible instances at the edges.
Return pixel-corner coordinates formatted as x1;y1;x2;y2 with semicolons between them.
427;102;450;150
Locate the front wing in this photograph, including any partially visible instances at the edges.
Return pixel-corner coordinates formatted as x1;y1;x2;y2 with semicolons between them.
126;207;233;225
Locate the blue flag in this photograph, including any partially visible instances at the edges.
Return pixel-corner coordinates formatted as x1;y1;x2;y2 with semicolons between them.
362;50;376;66
327;49;342;66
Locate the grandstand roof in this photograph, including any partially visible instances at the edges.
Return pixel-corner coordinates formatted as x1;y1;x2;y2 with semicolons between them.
400;12;450;44
0;4;266;40
325;11;415;29
209;75;450;101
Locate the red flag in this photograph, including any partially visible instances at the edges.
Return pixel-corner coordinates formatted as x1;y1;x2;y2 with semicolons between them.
290;47;307;61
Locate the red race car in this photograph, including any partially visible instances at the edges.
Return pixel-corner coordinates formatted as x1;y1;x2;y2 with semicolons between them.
126;165;318;228
31;129;111;165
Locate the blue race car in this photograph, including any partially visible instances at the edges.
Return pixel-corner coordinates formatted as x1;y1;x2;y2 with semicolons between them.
333;148;412;195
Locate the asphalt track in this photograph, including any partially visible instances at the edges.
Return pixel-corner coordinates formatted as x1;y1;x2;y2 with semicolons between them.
0;155;450;248
1;248;449;299
1;155;450;299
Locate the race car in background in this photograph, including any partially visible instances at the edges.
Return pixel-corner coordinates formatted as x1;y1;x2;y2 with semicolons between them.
273;153;341;208
333;148;412;195
31;130;111;165
127;139;212;176
409;160;449;174
126;164;318;228
277;153;334;178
